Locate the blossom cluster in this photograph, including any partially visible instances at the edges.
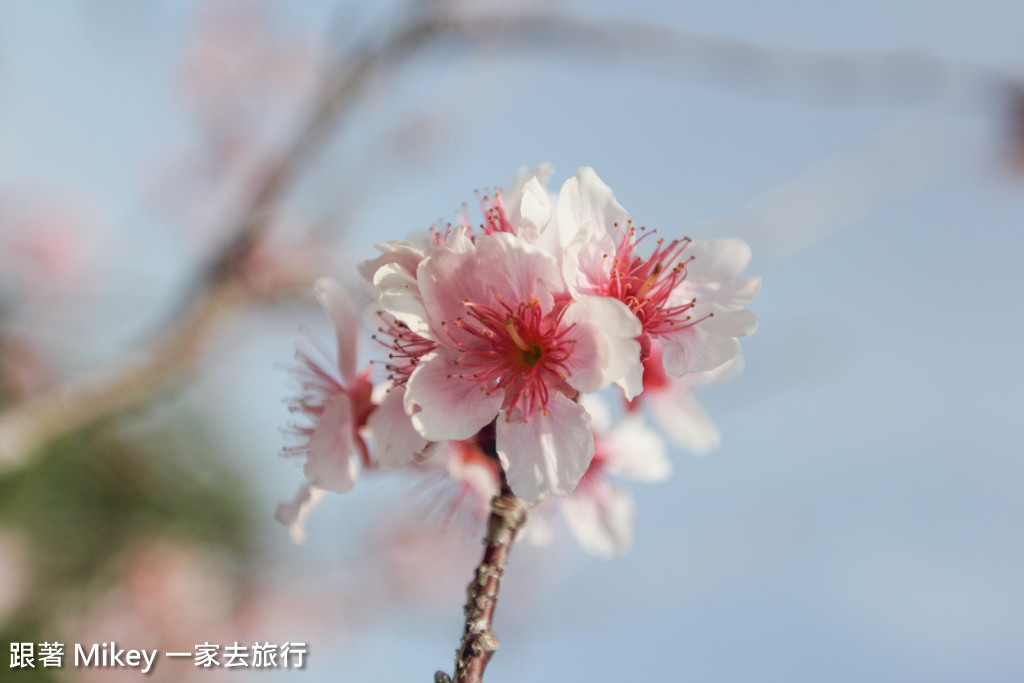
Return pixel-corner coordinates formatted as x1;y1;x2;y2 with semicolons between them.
278;166;759;556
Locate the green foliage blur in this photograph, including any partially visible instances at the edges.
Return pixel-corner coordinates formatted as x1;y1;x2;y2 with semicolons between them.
0;368;261;681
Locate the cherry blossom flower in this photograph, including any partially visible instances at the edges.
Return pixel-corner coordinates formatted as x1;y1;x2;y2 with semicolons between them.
274;482;327;544
285;165;757;523
626;341;744;455
408;431;503;529
559;167;760;380
399;232;641;502
281;278;373;494
558;397;671;558
454;163;555;245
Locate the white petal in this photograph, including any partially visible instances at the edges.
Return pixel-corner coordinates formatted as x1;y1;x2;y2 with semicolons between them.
556;167;632;251
661;308;758;376
496;392;594;502
443;224;474;253
685;238;752;279
679;239;761;310
579;393;612;433
274;483;327;545
561;218;616;298
503;162;555;227
367;387;431;468
561;295;642;397
517;508;556;547
517;177;551;243
600;416;673;482
649;384;721;455
561;479;636;559
306;392;359;493
313;278;360;385
404;351;503;441
445;447;500;515
476;232;562;309
374;263;432;336
686;354;745;387
356;240;425;285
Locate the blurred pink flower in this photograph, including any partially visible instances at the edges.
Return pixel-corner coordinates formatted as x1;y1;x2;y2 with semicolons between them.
282;279;373;494
0;191;104;302
58;539;236;683
626;341;744;454
374;514;485;610
560;401;672;558
58;537;351;682
148;0;315;252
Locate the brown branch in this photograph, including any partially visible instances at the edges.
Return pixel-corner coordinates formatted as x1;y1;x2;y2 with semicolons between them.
189;10;448;296
0;283;248;466
0;8;451;471
440;477;529;683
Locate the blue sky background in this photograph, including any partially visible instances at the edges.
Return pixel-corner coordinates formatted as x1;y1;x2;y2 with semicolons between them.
2;1;1023;681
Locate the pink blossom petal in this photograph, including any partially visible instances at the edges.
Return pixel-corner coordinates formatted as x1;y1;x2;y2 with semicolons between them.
561;295;642;397
375;263;432;336
503;163;554;230
561;479;636;559
443;224;474;253
661;308;758;376
445;445;500;517
418;233;561;348
649;384;721;455
274;483;327;545
496;392;594;502
313;278;360;385
416;244;485;346
678;239;761;310
561;216;617;298
600;416;673;482
556;167;631;250
518;507;556;547
686;238;752;278
305;392;358;493
356;240;425;285
367;386;430;468
475;233;561;310
404;351;504;441
516;176;551;243
686;353;745;387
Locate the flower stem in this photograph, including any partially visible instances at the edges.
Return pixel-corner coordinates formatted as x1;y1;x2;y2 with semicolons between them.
447;476;530;683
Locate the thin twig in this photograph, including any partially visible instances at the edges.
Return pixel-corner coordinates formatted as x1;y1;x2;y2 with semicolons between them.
444;475;530;683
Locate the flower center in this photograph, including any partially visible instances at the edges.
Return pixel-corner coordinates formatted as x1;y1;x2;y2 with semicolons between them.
605;222;707;344
505;319;544;366
441;294;575;417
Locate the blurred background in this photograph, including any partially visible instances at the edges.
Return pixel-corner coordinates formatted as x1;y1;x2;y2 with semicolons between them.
1;0;1023;681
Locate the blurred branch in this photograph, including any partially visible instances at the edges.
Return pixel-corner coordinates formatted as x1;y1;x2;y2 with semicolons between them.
0;5;1011;470
0;282;248;469
448;9;1012;106
0;7;452;470
694;114;962;265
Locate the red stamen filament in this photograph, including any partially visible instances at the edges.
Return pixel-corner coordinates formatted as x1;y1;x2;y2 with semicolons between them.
439;294;576;418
